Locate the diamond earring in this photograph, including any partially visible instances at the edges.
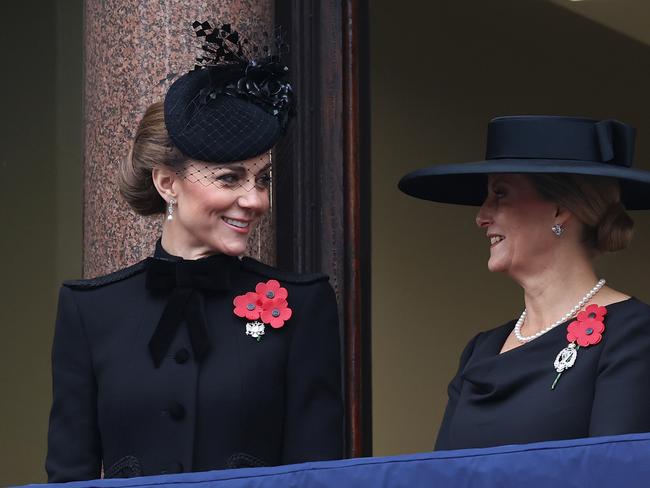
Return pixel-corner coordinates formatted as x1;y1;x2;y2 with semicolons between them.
552;223;564;236
167;198;176;221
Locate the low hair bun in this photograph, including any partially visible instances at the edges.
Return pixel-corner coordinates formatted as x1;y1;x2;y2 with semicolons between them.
596;201;634;253
118;102;187;215
528;174;634;254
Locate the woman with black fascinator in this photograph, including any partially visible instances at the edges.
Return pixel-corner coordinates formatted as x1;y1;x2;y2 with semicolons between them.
400;116;650;450
46;22;342;481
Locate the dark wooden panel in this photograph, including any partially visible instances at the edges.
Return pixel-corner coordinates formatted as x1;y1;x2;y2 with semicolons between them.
275;0;372;457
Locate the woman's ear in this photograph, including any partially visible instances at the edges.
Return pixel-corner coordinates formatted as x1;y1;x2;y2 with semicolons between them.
554;205;579;231
555;205;572;224
152;165;178;202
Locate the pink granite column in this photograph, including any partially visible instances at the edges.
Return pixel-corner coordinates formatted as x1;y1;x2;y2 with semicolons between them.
84;0;274;277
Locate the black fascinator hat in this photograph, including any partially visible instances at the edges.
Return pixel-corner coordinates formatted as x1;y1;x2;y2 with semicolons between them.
399;116;650;210
164;22;293;163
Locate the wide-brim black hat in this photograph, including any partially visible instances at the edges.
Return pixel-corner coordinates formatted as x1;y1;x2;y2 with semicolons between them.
399;116;650;210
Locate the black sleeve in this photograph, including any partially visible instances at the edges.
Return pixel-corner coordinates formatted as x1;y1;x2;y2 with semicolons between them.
281;280;344;463
46;286;102;482
434;333;480;450
589;306;650;436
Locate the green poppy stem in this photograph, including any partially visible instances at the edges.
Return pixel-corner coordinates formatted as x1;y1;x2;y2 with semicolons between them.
551;373;562;390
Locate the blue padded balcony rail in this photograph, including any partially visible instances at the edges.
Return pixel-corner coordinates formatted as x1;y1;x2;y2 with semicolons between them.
23;432;650;488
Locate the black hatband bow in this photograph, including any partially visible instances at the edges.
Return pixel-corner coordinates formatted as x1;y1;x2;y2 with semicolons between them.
145;256;234;368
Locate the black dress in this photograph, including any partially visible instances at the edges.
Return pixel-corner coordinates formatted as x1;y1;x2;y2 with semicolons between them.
46;243;343;481
436;298;650;450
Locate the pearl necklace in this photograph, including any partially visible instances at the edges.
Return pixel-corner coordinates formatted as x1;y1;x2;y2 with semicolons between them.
514;279;606;343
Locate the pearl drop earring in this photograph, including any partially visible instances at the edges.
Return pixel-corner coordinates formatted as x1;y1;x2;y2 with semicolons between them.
167;198;176;221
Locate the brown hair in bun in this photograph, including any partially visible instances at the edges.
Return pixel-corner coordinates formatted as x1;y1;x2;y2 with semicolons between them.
528;173;634;253
118;102;187;215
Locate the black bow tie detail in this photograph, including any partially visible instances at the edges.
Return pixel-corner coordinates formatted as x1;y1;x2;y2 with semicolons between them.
145;255;235;368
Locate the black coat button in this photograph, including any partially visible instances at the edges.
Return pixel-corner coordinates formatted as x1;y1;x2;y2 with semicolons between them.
161;461;183;474
174;348;190;364
169;402;185;421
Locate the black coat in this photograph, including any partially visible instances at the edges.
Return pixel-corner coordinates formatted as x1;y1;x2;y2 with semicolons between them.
46;245;343;482
436;297;650;450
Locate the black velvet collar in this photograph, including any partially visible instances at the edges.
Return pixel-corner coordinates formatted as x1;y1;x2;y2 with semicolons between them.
147;240;239;292
153;240;182;261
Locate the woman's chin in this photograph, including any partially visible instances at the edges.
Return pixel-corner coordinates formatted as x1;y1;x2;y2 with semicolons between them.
213;239;249;257
217;245;246;257
487;258;508;274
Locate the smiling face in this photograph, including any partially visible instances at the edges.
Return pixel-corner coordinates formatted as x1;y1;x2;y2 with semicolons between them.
165;153;271;257
475;174;562;278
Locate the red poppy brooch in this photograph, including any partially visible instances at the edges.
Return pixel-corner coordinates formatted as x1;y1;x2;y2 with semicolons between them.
551;304;607;389
233;279;293;341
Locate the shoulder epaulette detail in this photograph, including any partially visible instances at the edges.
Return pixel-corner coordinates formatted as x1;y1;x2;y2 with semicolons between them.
241;257;328;284
63;260;148;289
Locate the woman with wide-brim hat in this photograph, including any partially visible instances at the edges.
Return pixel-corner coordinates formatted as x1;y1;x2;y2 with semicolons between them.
400;115;650;451
46;22;343;481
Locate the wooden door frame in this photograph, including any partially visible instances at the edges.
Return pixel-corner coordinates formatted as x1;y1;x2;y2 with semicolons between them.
275;0;372;457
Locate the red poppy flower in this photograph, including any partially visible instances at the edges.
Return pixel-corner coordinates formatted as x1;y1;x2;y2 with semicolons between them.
261;297;293;328
576;304;607;323
567;317;605;347
255;279;288;305
233;292;262;320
